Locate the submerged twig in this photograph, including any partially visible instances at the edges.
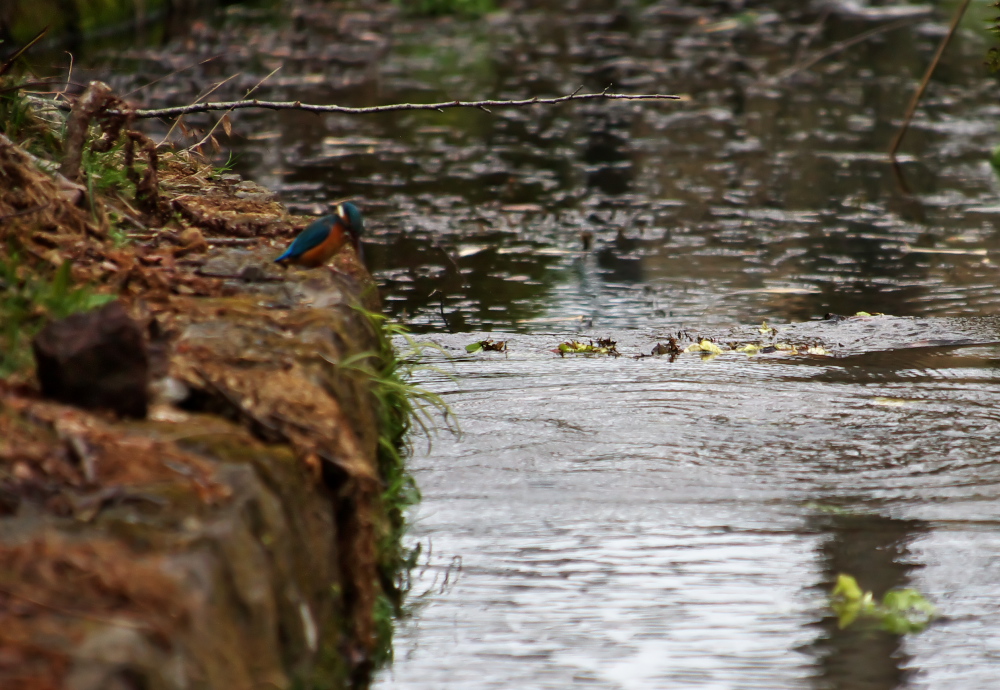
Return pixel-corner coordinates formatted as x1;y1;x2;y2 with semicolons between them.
55;91;682;120
771;16;919;84
889;0;971;159
125;53;225;98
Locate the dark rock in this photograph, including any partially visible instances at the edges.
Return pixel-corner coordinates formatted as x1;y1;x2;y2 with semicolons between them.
32;301;149;418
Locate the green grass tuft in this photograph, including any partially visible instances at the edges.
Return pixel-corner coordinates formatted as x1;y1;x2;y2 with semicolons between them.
341;308;456;665
82;138;140;199
0;78;63;158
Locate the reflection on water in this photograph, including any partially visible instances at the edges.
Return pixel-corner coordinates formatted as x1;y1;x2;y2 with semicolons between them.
62;0;1000;687
808;512;928;690
72;0;1000;333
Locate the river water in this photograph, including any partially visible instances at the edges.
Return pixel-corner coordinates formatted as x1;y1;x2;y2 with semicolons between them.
73;0;1000;687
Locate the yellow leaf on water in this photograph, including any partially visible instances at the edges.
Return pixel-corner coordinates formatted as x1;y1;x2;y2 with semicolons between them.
871;397;921;407
833;574;863;601
699;339;723;355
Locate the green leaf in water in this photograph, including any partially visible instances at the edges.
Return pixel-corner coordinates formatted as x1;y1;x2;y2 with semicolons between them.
465;342;483;353
832;573;864;601
830;574;937;633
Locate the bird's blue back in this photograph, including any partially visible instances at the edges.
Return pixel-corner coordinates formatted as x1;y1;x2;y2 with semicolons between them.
274;216;335;262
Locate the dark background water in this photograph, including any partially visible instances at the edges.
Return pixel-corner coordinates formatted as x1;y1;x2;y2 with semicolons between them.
40;0;1000;687
58;0;1000;332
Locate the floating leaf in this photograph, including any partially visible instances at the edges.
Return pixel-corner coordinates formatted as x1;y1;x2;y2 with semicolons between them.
554;339;619;357
805;345;829;356
830;574;937;634
833;574;864;601
871;396;915;407
466;338;507;353
699;339;723;355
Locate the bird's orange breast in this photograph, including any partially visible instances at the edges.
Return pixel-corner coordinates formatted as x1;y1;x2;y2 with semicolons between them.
295;225;348;267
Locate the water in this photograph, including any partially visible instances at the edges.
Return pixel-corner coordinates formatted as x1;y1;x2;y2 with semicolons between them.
69;0;1000;686
380;333;1000;689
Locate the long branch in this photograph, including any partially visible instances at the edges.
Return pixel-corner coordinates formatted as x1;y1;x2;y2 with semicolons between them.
53;90;681;119
888;0;971;159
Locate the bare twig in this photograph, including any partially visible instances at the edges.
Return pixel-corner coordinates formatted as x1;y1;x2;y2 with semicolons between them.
0;27;48;77
53;91;682;120
185;65;280;153
889;0;971;160
126;234;257;245
158;71;242;147
0;202;49;222
793;7;831;62
57;51;74;101
0;80;65;96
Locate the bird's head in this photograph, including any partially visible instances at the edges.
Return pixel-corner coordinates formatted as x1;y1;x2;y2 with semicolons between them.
336;202;365;254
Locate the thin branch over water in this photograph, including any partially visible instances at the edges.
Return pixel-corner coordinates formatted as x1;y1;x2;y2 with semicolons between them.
50;88;682;119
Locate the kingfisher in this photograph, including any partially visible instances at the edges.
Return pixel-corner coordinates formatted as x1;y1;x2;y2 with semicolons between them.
274;202;365;268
